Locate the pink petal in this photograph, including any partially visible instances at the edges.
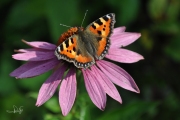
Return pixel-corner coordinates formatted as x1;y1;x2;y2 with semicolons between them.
36;64;67;106
12;51;55;61
106;48;144;63
15;59;59;78
112;27;126;35
15;48;38;53
10;61;42;77
82;69;106;110
110;32;141;48
22;40;56;50
97;60;140;93
15;48;52;53
91;66;122;103
59;67;76;116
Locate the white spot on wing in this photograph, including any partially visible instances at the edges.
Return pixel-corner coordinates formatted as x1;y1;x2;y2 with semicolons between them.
57;47;60;52
106;15;111;18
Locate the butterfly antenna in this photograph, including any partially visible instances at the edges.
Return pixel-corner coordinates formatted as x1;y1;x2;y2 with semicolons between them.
81;10;88;27
59;23;71;28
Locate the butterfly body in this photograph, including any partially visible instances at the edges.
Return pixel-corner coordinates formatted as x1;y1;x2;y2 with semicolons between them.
55;13;115;68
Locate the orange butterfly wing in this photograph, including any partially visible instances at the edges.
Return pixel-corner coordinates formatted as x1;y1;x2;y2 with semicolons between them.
86;13;115;59
55;35;95;68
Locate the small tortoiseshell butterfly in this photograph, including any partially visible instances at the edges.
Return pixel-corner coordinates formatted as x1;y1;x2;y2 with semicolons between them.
55;13;115;68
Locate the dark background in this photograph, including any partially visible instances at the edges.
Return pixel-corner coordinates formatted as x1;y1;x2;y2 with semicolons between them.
0;0;180;120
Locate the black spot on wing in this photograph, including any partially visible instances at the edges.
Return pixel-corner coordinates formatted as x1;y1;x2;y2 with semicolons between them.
71;38;74;44
73;47;76;52
77;49;81;55
92;24;96;29
108;13;113;17
65;40;69;48
95;19;103;25
97;37;102;41
103;16;109;21
60;46;63;51
97;30;102;35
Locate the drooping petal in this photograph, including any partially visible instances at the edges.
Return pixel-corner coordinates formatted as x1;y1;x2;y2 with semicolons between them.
59;67;76;116
15;48;52;53
82;69;106;110
22;39;56;50
15;48;38;53
112;27;126;35
10;61;42;77
106;48;144;63
12;51;55;61
91;66;122;103
36;64;67;106
97;60;140;93
12;59;59;78
110;32;141;48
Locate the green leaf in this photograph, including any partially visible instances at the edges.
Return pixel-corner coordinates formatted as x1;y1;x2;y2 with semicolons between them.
18;71;51;90
27;92;38;99
6;0;45;29
148;0;167;20
107;0;140;25
98;100;159;120
44;0;79;42
164;35;180;62
44;96;60;113
166;1;180;21
0;50;17;95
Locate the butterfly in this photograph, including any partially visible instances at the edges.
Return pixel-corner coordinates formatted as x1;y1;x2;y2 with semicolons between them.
55;13;115;69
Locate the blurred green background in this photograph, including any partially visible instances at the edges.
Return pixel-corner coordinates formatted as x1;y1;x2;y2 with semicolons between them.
1;0;180;120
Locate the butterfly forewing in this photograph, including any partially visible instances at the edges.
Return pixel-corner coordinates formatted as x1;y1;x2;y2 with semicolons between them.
85;13;115;59
55;35;95;68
